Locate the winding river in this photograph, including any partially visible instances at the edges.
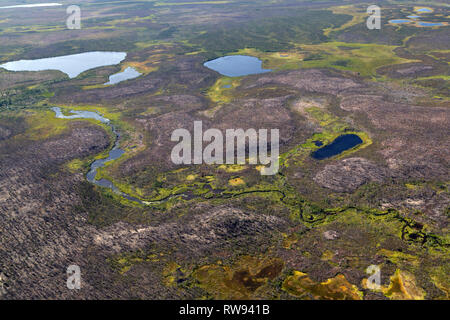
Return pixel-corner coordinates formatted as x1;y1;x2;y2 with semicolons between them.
52;107;145;204
51;107;289;206
48;107;445;245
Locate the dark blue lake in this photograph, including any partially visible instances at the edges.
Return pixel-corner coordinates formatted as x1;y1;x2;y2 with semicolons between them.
313;141;323;147
204;55;271;77
312;134;363;160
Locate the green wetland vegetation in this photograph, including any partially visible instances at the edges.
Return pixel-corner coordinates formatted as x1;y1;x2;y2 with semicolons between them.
0;0;449;300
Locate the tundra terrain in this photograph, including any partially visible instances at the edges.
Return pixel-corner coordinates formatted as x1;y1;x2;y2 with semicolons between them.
0;0;448;300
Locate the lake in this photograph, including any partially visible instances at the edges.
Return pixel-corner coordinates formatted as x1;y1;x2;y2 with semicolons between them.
0;3;62;9
418;22;444;27
204;55;271;77
389;19;411;24
0;51;127;78
52;107;110;123
312;134;363;160
416;8;432;13
105;67;141;85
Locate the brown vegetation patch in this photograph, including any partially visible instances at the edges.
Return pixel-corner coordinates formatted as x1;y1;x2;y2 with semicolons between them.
314;157;388;193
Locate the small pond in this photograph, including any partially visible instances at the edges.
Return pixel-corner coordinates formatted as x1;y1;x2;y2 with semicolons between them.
204;55;271;77
104;66;141;85
312;134;363;160
313;141;323;147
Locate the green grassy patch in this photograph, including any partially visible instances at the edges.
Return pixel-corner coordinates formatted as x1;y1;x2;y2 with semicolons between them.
298;42;417;78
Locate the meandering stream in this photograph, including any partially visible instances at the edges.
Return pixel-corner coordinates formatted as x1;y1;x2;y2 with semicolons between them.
51;109;361;207
52;107;146;203
48;107;445;245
